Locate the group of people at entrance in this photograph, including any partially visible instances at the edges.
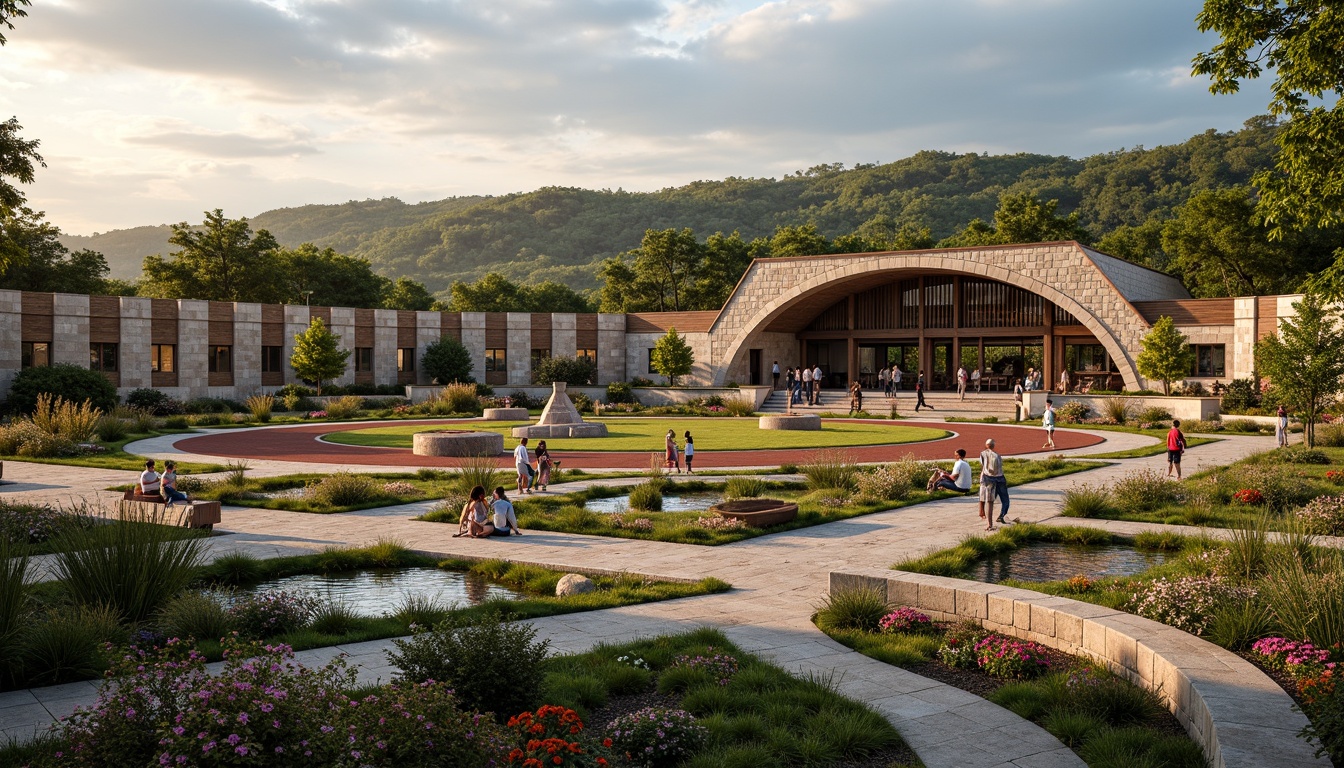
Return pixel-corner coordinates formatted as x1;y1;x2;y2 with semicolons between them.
783;364;826;407
925;440;1012;530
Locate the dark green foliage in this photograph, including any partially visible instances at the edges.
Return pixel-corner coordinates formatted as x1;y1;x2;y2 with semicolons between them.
421;336;474;384
606;381;637;404
7;363;118;414
21;604;122;686
1220;378;1261;413
387;611;549;719
532;354;597;386
125;388;182;415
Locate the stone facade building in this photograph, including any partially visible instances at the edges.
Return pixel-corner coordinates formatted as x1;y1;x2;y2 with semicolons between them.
0;242;1304;400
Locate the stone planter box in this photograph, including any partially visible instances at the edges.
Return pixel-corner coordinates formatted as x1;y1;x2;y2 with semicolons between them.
759;414;821;431
710;499;799;528
482;407;529;421
1024;392;1221;421
413;430;503;457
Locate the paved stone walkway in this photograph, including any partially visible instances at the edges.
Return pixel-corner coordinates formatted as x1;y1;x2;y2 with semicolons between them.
0;425;1274;768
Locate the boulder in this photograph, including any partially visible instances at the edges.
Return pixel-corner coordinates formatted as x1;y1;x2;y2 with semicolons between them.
555;573;596;597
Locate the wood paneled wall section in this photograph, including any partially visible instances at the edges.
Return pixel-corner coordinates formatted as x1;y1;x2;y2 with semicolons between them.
624;312;717;334
853;284;900;330
484;313;508;348
20;292;52;341
807;299;849;332
397;311;416;348
1257;296;1279;340
309;306;331;325
531;314;552;351
89;296;120;386
151;299;178;387
261;305;285;346
208;302;233;386
353;309;374;385
1133;299;1236;327
439;313;462;341
576;314;599;351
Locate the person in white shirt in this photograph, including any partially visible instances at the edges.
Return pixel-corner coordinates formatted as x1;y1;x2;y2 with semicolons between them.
490;487;521;536
956;366;969;400
932;449;973;493
892;364;903;394
139;459;161;496
801;366;812;405
971;368;981;393
811;365;823;405
513;438;531;494
1042;399;1057;449
771;360;781;390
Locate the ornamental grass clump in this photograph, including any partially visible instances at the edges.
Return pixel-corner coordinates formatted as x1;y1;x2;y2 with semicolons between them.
305;471;381;506
441;382;482;415
627;481;664;512
453;453;503;494
1110;468;1181;513
226;590;319;638
724;477;766;499
31;392;103;442
605;708;708;768
670;648;739;686
878;607;933;634
801;449;858;491
1061;484;1116;518
1099;398;1134;425
244;393;274;423
814;586;889;633
324;394;364;420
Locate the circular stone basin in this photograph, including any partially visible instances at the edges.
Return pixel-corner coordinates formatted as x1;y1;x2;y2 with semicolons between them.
758;414;821;431
482;407;530;421
709;498;799;528
412;430;503;457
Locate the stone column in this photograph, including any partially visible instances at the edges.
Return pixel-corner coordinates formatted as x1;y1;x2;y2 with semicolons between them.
551;313;576;358
506;312;531;386
233;303;263;395
460;312;486;383
178;300;210;399
283;306;310;386
52;294;90;367
373;309;398;387
119;297;152;392
1233;297;1258;380
415;311;441;386
597;313;626;384
0;290;22;397
330;307;357;387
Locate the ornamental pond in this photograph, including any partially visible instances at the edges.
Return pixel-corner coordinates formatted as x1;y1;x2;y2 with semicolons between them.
970;542;1175;584
251;568;523;617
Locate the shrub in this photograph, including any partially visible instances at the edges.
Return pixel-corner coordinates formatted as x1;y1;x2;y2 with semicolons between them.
855;464;914;501
21;604;123;686
125;387;182;415
1297;495;1344;536
814;586;889;633
878;607;933;634
606;708;708;768
324;394;365;420
572;392;594;413
1221;378;1261;413
628;481;664;512
1223;418;1267;433
801;449;858;491
441;382;481;414
1055;401;1090;423
1111;468;1181;513
606;381;637;404
93;415;129;442
974;634;1052;679
305;471;381;506
508;390;539;409
1281;445;1331;464
161;415;189;430
7;363;118;415
0;501;65;545
52;511;207;623
156;590;233;642
1061;484;1116;518
723;396;755;417
1318;423;1344;447
1135;405;1172;423
388;611;549;719
245;393;274;422
1127;575;1255;635
227;590;318;638
183;396;231;414
724;477;767;499
422;336;475;384
533;355;598;386
937;622;991;669
1099;398;1134;424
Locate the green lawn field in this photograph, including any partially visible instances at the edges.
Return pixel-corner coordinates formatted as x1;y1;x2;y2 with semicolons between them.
321;418;949;452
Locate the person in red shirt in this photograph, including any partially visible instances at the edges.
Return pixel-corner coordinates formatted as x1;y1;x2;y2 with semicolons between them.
1166;419;1187;480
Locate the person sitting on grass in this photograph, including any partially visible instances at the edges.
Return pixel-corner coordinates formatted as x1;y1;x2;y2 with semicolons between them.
929;449;973;494
453;485;494;538
490;487;522;536
160;459;192;508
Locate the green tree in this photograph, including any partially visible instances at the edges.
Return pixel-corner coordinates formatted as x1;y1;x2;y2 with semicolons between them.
0;205;112;294
531;355;597;386
381;276;437;311
139;210;283;303
289;318;350;394
629;228;703;311
274;243;386;308
649;327;694;386
522;280;593;313
1135;316;1194;395
764;223;831;257
940;192;1091;248
421;336;475;384
448;272;525;312
1255;293;1344;447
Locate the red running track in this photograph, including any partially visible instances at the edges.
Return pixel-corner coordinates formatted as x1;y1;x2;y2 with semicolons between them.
174;420;1105;469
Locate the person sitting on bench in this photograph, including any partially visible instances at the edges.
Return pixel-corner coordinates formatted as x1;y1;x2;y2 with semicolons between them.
160;459;192;507
139;459;161;498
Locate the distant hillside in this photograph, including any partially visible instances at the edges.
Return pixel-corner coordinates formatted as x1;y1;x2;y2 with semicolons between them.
60;118;1280;292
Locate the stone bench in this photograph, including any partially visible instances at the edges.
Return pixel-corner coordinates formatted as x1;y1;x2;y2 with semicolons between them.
828;568;1327;768
118;490;222;530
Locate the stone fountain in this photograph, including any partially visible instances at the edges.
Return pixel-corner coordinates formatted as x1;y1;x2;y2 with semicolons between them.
511;382;609;438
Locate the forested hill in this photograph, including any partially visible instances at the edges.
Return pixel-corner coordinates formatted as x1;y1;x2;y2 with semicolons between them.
62;118;1280;292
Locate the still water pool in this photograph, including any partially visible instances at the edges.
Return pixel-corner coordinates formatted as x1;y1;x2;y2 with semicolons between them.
970;543;1173;584
585;493;725;514
251;568;523;616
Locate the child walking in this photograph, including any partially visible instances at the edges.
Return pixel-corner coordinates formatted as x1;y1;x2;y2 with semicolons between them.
683;431;695;474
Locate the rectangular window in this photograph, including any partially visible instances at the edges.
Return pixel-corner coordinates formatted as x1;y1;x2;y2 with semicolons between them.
577;348;597;363
1191;344;1226;377
485;348;506;372
261;346;283;373
648;349;656;375
531;348;550;369
207;345;232;374
151;344;175;373
89;342;118;372
354;347;373;373
21;341;50;369
397;348;416;372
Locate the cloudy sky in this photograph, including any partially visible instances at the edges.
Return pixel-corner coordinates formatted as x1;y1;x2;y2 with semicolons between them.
1;0;1271;234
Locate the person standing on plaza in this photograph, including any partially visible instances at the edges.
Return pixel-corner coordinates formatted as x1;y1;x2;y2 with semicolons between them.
1013;380;1025;422
957;365;969;400
915;370;929;412
1167;419;1187;479
792;367;804;408
665;428;681;473
683;431;695;474
812;364;824;406
785;366;795;404
1057;369;1070;394
534;441;553;492
513;438;531;495
1042;399;1057;450
892;363;902;395
971;367;981;393
978;438;1009;529
772;360;781;390
849;380;863;416
877;365;888;397
1276;405;1289;448
801;365;812;406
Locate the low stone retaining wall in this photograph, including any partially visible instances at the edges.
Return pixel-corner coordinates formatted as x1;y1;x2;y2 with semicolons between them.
828;568;1326;768
1024;392;1220;421
405;385;773;408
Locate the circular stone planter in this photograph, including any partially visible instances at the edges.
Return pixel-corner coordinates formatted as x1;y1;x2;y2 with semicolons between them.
758;414;821;431
482;407;530;421
709;498;799;528
412;430;504;457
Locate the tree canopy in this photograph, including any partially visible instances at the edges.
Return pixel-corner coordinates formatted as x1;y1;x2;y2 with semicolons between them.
650;328;694;386
447;272;592;313
1136;316;1194;395
289;318;350;394
1255;293;1344;447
